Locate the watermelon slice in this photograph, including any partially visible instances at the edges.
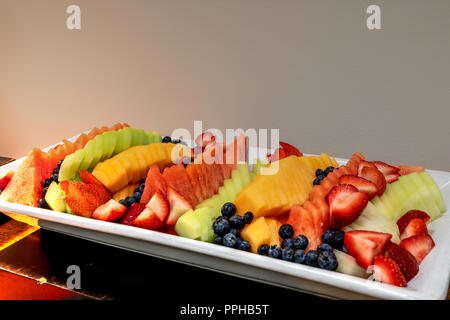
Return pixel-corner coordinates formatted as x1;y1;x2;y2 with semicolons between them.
163;164;198;206
140;165;167;204
0;148;46;207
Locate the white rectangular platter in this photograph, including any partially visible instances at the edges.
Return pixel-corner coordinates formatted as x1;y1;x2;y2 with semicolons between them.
0;136;449;300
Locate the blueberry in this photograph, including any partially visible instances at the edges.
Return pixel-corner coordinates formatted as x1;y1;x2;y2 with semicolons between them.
238;240;250;251
133;192;142;201
325;166;335;175
341;245;348;254
138;184;145;193
229;228;240;238
321;230;334;244
317;243;334;253
119;199;128;207
229;215;244;230
279;224;294;239
172;139;181;144
38;198;48;209
294;249;306;264
140;179;146;185
223;233;237;248
213;236;223;245
213;217;230;236
317;174;326;181
315;169;324;177
52;168;60;175
242;211;254;225
331;230;345;249
317;250;338;271
293;235;309;250
268;246;282;259
257;244;270;256
313;178;322;186
43;179;52;188
221;202;236;218
125;196;136;207
282;238;294;249
43;187;48;195
51;173;59;181
305;250;319;267
281;248;295;261
57;160;64;168
162;136;172;143
235;237;243;247
322;230;345;249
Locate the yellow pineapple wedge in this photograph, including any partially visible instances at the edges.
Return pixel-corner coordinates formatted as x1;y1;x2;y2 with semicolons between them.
92;143;190;193
234;154;336;218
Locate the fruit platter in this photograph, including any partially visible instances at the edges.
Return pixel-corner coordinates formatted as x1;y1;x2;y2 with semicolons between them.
0;123;449;300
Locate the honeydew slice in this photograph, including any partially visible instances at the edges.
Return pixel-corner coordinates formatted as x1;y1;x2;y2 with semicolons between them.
102;131;118;161
418;172;446;214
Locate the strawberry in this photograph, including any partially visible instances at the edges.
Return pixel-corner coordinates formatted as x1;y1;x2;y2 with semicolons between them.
279;142;303;157
344;230;392;269
386;242;419;281
338;175;378;199
396;165;425;176
396;210;430;234
132;207;164;230
0;171;14;191
357;160;377;176
120;203;146;226
60;180;111;217
92;199;127;222
267;148;287;163
400;234;435;264
195;132;216;149
400;218;428;241
327;184;369;229
384;173;400;184
359;166;386;196
147;191;169;223
372;255;407;287
372;161;400;176
78;170;108;189
165;187;194;225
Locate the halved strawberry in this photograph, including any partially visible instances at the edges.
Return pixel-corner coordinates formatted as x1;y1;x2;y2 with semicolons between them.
359;166;386;196
78;170;108;189
372;161;400;175
338;175;378;199
372;255;407;287
384;174;400;184
165;187;194;225
344;230;392;269
147;190;169;223
0;171;14;191
386;242;419;281
400;218;428;241
400;234;435;264
132;207;164;230
327;185;369;229
396;165;425;176
357;160;377;176
60;180;111;217
120;203;146;226
279;142;303;157
396;210;430;234
195;132;216;149
92;199;127;222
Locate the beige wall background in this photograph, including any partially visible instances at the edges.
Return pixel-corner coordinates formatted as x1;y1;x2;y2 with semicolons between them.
0;0;449;170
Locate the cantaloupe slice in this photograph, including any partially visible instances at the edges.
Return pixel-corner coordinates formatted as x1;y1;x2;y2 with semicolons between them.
234;154;337;218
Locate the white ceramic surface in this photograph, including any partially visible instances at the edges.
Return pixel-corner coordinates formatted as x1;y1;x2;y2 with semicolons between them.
0;137;449;300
